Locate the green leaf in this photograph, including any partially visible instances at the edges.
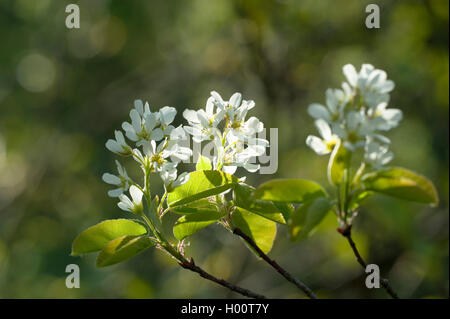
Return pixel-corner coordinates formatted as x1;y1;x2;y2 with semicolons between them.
289;197;332;241
196;154;212;170
170;199;218;215
253;179;327;204
72;219;147;255
362;167;439;206
232;207;277;254
96;235;154;267
167;170;239;207
233;183;287;224
348;190;373;211
274;202;294;223
328;139;351;185
173;209;226;240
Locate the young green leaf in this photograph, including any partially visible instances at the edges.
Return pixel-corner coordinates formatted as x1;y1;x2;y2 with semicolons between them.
169;199;217;214
328;140;351;186
233;183;287;224
71;219;147;255
348;190;373;211
253;179;327;204
96;235;154;267
232;207;277;254
173;209;227;240
362;167;439;206
196;154;212;170
167;170;239;207
289;197;332;241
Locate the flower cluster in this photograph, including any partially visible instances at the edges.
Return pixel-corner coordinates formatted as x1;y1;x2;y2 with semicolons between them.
306;64;402;169
183;91;269;174
103;100;192;212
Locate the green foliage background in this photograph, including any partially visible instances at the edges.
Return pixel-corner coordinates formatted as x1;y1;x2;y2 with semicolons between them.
0;0;448;298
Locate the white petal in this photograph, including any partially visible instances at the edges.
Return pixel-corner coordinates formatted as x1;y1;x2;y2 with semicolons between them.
343;64;358;87
118;201;132;212
114;130;126;145
145;112;158;131
170;126;187;141
229;92;242;108
183;109;199;123
160;106;177;126
379;80;395;93
134;100;144;115
108;188;124;198
102;173;121;185
222;165;238;174
129;185;143;205
308;103;331;122
130;109;142;134
106;140;122;153
306;135;329;155
205;97;215;116
315;119;332;141
150;128;164;141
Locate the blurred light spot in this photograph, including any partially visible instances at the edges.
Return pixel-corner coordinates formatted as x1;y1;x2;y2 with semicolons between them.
90;17;127;56
16;53;56;93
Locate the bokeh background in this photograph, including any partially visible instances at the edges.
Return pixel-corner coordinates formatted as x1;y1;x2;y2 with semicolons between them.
0;0;448;298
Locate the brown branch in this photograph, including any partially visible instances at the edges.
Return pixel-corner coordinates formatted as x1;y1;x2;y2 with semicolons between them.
233;227;318;299
339;226;400;299
179;257;266;299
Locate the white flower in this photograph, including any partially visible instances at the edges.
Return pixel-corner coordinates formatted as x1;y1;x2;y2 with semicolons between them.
122;100;164;144
106;130;132;155
364;139;393;169
368;102;403;131
164;126;193;162
159;106;177;136
183;97;224;143
229;116;264;140
307;88;350;123
102;160;130;197
333;111;377;151
185;91;268;174
343;64;395;108
117;185;143;214
159;162;190;191
306;119;340;155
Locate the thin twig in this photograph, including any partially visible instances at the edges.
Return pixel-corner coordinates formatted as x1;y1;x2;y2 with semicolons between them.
179;257;266;299
339;226;400;299
233;227;318;299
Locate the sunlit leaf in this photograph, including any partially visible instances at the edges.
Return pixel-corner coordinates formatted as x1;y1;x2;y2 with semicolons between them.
232;207;277;255
233;183;287;224
348;190;373;211
72;219;147;255
167;170;239;207
96;235;154;267
173;209;226;240
253;179;327;204
196;154;212;170
289;197;332;241
362;167;439;206
170;199;218;214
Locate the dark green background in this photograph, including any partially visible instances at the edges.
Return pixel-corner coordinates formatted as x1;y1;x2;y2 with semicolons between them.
0;0;448;298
